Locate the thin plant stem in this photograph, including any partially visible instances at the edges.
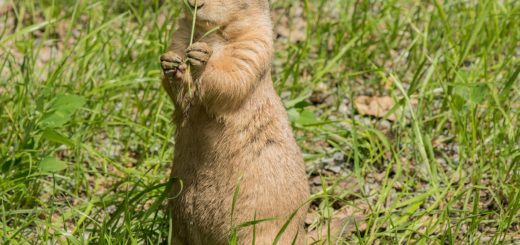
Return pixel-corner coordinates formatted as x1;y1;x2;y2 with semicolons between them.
189;0;198;46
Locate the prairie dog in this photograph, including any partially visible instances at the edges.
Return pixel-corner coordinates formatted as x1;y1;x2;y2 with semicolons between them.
160;0;310;244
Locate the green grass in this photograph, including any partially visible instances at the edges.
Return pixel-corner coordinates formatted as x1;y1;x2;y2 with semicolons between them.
1;0;519;244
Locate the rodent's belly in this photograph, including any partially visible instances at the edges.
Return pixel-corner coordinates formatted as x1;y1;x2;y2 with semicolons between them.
170;119;308;241
170;168;233;244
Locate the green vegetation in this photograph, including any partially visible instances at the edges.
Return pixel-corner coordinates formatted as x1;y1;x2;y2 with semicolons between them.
1;0;519;244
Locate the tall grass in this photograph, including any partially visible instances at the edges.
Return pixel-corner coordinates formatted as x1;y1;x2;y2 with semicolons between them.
0;0;519;243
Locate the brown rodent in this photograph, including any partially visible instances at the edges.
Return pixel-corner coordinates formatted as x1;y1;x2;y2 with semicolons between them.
160;0;310;244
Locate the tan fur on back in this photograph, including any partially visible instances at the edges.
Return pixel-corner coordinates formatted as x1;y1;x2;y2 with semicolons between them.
161;1;310;244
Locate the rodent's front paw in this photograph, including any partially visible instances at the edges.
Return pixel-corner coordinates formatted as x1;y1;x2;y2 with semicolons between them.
161;51;186;79
186;42;213;67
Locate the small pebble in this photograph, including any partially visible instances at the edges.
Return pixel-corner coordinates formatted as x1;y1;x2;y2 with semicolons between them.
339;103;349;114
333;152;345;163
321;157;334;165
378;119;391;132
326;165;342;173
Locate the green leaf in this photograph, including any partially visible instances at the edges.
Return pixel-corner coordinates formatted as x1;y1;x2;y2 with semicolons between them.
40;94;86;128
41;129;75;147
287;108;300;123
51;94;86;109
452;84;489;111
289;108;319;126
39;157;68;173
296;109;318;126
468;84;489;106
452;85;469;112
283;90;312;109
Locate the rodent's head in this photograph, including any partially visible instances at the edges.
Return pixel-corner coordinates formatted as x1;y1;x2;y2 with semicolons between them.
185;0;270;26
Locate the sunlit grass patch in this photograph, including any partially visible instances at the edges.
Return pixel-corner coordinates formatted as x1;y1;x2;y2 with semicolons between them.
1;0;519;243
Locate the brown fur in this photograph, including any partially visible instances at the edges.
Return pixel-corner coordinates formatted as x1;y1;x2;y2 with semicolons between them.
160;0;310;244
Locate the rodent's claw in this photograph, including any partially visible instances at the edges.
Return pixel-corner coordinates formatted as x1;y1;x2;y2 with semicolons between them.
187;57;205;67
161;61;180;70
186;45;211;54
161;51;184;79
186;42;212;67
161;51;182;64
